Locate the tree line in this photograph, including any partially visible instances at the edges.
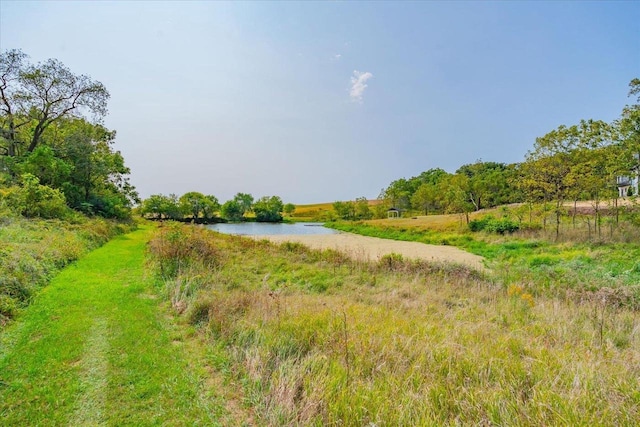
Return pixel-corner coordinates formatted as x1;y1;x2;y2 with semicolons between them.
357;78;640;236
138;191;296;223
0;49;137;219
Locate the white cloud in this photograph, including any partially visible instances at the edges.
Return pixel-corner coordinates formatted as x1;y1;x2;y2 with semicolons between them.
349;70;373;102
332;53;342;61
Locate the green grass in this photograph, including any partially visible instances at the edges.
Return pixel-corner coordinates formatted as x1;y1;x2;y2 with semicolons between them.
0;214;134;324
0;225;242;426
148;224;640;425
327;221;640;305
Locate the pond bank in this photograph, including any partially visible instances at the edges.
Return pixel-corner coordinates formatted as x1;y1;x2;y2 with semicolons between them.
255;232;486;271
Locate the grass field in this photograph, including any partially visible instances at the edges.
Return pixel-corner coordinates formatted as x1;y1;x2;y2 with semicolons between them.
0;226;245;426
3;207;639;425
147;224;640;425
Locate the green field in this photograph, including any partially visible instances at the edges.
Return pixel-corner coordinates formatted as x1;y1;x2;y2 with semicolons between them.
2;215;639;425
0;226;246;425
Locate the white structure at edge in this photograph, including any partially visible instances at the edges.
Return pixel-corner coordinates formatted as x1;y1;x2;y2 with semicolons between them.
616;153;640;198
616;176;639;197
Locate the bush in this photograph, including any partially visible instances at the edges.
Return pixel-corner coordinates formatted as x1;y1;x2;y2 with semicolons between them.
1;174;70;219
469;215;519;234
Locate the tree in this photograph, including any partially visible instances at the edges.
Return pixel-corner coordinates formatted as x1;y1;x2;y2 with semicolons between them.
233;192;254;218
253;196;284;222
140;194;181;220
201;195;220;220
440;173;474;223
333;200;355;220
456;161;513;210
383;178;412;209
411;182;439;215
179;191;207;219
354;197;372;220
0;49;109;157
221;199;244;221
283;203;296;216
617;78;640;180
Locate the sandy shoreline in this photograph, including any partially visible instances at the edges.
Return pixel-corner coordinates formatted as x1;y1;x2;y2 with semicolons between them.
253;232;485;271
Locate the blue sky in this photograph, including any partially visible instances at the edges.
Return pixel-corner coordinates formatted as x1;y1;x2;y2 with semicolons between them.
1;1;638;204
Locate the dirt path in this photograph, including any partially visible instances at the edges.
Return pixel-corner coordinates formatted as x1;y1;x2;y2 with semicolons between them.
255;232;486;271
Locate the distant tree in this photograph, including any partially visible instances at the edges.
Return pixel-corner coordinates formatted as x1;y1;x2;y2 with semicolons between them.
283;203;296;216
179;191;207;219
221;199;244;221
201;195;220;220
440;174;474;223
354;197;372;220
617;78;640;177
456;161;513;210
411;168;449;188
333;200;355;220
253;195;284;222
0;49;109;157
383;178;412;209
233;192;254;218
411;183;439;215
140;194;181;220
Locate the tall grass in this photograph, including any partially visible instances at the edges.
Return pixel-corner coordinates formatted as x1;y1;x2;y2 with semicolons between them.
329;220;640;307
0;212;134;325
148;224;640;425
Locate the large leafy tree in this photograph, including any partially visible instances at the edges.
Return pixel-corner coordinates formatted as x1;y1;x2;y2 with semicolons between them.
0;49;109;157
178;191;220;221
411;182;439;215
456;161;514;210
233;192;254;217
140;194;181;220
221;199;244;221
253;195;284;222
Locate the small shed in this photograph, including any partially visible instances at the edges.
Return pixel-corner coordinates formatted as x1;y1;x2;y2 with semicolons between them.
387;207;401;219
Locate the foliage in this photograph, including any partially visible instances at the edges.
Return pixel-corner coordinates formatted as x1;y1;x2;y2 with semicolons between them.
469;215;520;234
178;191;219;220
2;173;69;218
233;192;254;217
0;49;109;157
253;195;284;222
139;193;182;220
0;50;136;218
220;199;244;221
333;197;373;220
283;203;296;216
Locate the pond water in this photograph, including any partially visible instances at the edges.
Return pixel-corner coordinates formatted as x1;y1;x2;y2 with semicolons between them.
206;222;339;236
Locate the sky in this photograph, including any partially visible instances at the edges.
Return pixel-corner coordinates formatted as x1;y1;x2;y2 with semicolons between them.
0;1;638;204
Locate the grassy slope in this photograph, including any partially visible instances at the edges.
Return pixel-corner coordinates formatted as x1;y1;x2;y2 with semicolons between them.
0;215;133;324
0;226;240;426
148;225;640;425
328;213;640;302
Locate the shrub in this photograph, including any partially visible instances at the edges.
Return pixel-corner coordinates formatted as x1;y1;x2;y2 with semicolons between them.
147;223;221;279
469;215;519;234
1;174;70;219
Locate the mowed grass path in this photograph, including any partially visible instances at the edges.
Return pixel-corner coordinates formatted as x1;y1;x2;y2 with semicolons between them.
0;226;229;426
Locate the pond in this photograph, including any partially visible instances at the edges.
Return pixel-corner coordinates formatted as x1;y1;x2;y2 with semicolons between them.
206;222;339;236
